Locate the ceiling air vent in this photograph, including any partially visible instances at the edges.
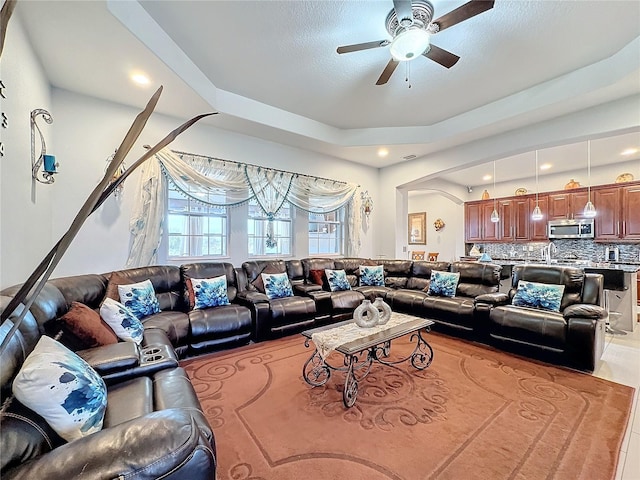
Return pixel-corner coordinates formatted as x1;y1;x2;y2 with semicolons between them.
403;154;417;160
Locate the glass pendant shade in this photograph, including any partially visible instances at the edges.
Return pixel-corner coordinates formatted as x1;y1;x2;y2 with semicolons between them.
583;201;597;218
583;140;597;218
489;160;499;223
531;204;544;221
490;208;500;223
390;28;431;61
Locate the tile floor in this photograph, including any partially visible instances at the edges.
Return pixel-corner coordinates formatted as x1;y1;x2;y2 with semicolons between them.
593;322;640;480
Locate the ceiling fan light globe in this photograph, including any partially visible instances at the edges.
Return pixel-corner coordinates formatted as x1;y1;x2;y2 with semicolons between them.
390;27;431;61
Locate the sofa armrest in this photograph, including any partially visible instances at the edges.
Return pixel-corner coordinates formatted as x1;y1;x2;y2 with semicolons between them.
563;304;606;320
76;342;139;375
475;293;510;310
236;290;269;303
294;283;323;295
2;410;215;480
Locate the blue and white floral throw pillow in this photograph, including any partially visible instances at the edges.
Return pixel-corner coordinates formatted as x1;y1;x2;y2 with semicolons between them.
512;280;565;312
191;275;230;309
12;336;107;442
325;269;351;292
359;265;384;286
100;297;144;344
262;272;294;299
117;279;160;319
427;271;460;298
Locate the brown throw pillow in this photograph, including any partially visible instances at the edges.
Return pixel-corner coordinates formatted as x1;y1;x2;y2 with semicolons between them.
58;302;118;348
309;269;326;286
185;278;196;310
251;264;285;293
103;271;130;302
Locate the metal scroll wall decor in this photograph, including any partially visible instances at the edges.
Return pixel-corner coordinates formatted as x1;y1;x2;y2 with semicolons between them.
30;108;57;184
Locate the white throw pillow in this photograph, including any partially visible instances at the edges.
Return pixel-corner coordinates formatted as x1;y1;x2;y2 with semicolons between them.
12;336;107;442
100;297;144;344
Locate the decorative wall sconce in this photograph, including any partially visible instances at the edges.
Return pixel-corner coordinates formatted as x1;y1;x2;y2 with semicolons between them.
105;149;126;199
30;108;57;184
361;190;373;217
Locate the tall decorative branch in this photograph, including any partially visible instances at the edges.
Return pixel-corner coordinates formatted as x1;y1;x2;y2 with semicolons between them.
0;0;17;59
0;86;216;354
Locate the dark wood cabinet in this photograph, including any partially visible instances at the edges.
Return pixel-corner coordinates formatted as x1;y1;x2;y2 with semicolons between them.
464;181;639;243
530;195;549;241
594;187;620;240
548;190;590;219
622;185;640;240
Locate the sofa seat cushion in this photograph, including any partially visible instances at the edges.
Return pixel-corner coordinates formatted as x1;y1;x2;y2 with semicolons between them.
330;290;365;314
490;305;567;350
268;296;316;328
188;304;252;341
103;376;153;427
141;311;190;348
354;285;393;302
386;289;429;311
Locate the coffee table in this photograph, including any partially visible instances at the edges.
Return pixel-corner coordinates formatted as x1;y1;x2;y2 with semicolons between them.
301;314;434;408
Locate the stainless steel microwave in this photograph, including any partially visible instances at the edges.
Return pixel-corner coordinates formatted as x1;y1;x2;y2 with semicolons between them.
548;219;595;239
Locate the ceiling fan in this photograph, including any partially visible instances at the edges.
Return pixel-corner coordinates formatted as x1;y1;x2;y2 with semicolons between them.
336;0;495;85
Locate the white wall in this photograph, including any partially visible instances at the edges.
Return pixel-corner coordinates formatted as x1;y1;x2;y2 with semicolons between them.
46;88;379;280
0;16;54;289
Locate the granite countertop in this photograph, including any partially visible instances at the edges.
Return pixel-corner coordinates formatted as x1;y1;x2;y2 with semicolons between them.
488;258;640;273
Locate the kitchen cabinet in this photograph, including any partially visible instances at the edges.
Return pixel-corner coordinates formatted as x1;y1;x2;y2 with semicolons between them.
530;195;549;241
464;201;499;242
594;187;620;240
498;199;515;242
548;190;590;220
622;184;640;240
513;197;531;240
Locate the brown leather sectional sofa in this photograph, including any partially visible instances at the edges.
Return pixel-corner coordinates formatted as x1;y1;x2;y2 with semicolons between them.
0;258;606;479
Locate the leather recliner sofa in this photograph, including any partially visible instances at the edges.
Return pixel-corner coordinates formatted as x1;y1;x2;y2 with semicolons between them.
475;264;607;371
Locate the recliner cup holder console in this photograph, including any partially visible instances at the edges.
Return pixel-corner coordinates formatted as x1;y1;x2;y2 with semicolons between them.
140;345;168;364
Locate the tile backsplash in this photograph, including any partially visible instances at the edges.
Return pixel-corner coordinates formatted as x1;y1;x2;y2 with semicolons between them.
470;241;640;264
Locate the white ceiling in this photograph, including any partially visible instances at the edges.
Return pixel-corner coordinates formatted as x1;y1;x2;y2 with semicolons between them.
13;0;640;185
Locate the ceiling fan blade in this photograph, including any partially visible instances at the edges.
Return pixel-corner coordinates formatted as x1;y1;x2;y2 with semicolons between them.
337;40;390;54
376;58;400;85
423;44;460;68
433;0;495;32
393;0;414;25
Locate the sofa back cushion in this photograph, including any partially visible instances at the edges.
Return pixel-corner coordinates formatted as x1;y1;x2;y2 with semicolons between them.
180;262;238;306
407;261;451;290
511;265;584;311
242;260;287;291
286;260;305;286
105;266;183;312
377;260;412;289
451;262;501;298
333;258;375;286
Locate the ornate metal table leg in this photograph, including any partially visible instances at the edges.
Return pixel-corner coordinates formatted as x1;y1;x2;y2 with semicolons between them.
302;349;331;387
410;331;434;370
343;355;358;408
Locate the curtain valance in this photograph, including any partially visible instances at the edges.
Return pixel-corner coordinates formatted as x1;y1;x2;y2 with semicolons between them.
126;148;362;267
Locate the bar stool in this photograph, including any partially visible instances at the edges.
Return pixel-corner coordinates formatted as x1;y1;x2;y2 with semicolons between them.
428;252;439;261
411;251;425;260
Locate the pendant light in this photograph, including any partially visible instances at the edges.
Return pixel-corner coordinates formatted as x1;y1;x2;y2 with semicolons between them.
490;160;500;223
583;140;597;218
531;150;544;221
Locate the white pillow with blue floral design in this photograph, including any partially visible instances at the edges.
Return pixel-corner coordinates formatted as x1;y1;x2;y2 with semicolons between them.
427;271;460;298
512;280;565;312
100;297;144;344
262;272;294;299
192;275;230;309
117;279;160;319
359;265;384;286
325;269;351;292
12;336;107;442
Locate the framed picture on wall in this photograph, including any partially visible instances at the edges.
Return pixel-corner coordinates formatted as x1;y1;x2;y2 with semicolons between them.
408;212;426;245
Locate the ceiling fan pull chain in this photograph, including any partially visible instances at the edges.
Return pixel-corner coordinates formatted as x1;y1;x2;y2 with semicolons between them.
405;62;412;89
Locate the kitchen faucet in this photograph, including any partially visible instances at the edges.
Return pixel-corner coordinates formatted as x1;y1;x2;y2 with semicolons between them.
543;242;557;265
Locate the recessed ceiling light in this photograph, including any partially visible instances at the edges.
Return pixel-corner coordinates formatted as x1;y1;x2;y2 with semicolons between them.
482;174;492;181
621;147;638;156
540;163;552;170
131;73;150;86
377;147;389;158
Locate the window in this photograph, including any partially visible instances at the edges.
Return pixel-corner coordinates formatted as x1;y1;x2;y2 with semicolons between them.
167;184;228;258
309;208;344;255
248;199;293;256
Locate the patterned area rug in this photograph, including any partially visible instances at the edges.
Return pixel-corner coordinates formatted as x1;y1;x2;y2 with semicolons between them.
182;332;634;480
